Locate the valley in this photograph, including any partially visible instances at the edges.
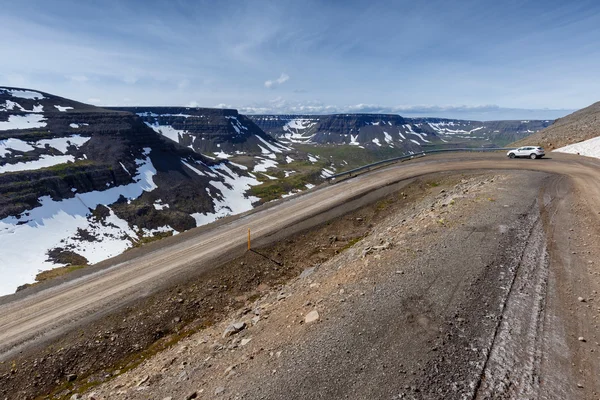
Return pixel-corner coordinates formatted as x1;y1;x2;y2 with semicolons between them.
0;87;554;294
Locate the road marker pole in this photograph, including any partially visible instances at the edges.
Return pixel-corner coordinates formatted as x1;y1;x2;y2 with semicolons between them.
248;228;251;251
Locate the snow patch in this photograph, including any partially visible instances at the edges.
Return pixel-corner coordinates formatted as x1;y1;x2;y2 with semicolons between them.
0;114;47;131
253;158;278;172
190;164;260;227
54;105;74;112
3;89;45;100
145;122;185;144
0;155;75;174
0;138;35;156
554;136;600;159
0;149;158;294
36;135;90;154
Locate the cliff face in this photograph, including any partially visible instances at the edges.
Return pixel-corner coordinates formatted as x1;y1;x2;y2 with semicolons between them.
251;114;437;152
111;107;289;156
1;88;262;294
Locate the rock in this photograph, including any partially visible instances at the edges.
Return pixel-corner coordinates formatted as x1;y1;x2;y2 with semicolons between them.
251;315;260;325
223;322;246;337
277;293;288;301
577;383;584;388
305;310;320;324
137;375;149;386
299;267;316;279
185;392;198;400
70;395;81;400
214;386;225;395
578;297;586;302
162;397;173;400
67;374;77;382
241;338;252;346
578;336;586;342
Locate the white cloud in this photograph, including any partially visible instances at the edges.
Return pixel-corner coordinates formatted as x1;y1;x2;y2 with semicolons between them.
215;103;232;109
264;73;290;89
87;98;101;104
186;101;200;107
123;75;138;84
178;79;190;90
69;75;89;83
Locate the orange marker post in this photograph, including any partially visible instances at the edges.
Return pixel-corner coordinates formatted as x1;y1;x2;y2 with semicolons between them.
248;228;251;251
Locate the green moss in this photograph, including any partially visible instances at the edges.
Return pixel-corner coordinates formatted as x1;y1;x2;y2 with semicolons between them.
340;237;363;251
249;171;316;203
376;199;391;210
131;231;173;248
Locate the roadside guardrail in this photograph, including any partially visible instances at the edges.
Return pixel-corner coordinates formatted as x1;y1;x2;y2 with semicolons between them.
327;147;516;182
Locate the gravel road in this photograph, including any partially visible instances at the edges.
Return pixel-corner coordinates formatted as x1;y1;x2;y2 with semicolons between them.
1;152;600;399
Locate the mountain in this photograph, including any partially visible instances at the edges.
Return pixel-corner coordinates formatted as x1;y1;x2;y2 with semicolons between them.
512;101;600;150
411;118;552;146
250;115;553;148
111;107;291;158
0;87;262;294
251;114;438;152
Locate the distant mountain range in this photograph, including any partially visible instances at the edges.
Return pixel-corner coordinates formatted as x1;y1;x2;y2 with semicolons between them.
250;114;552;148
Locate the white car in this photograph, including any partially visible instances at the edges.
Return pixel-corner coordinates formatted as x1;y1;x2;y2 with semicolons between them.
507;146;545;159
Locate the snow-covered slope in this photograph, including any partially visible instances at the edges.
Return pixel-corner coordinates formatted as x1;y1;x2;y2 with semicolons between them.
554;135;600;159
0;88;264;294
249;115;320;143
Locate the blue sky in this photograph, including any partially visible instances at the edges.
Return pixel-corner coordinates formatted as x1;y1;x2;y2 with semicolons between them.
1;0;600;119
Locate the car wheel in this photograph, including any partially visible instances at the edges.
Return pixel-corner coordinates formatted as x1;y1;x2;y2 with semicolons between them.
530;153;537;159
509;153;516;159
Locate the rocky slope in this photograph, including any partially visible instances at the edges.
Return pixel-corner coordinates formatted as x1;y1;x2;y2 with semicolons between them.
251;115;553;148
0;88;262;294
513;101;600;150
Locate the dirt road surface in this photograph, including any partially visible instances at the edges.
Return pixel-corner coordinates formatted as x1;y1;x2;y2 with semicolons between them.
1;152;600;399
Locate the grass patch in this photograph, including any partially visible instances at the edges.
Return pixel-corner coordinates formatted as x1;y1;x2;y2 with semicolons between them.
340;237;363;251
35;265;86;282
131;231;173;248
294;144;405;172
376;199;391;211
249;171;313;203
